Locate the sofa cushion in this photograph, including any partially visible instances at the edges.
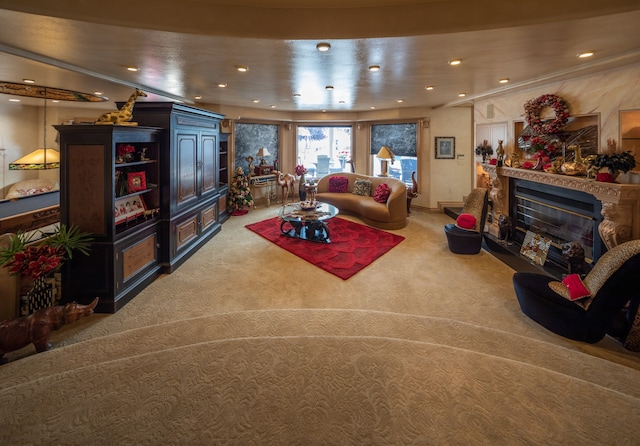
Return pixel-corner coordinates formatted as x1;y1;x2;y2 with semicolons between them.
373;183;390;203
328;176;349;193
352;179;372;196
5;179;59;199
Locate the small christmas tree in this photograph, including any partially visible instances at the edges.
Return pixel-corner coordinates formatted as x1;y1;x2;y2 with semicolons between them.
228;167;254;215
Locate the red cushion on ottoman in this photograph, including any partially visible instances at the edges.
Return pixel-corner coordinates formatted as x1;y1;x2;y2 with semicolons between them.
456;213;477;231
328;176;349;193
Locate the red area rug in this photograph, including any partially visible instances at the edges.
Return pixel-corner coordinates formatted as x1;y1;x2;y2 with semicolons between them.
246;217;404;280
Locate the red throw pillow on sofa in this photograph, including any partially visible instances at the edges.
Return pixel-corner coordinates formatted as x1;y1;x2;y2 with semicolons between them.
562;274;591;301
455;213;477;231
373;183;391;203
328;176;349;193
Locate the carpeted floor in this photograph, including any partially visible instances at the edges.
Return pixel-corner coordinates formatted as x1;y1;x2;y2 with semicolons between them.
1;208;639;445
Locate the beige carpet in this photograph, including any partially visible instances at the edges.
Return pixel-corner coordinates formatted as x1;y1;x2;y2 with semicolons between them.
1;208;639;445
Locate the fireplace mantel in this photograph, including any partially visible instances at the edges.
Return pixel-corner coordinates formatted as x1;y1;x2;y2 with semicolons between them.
483;165;640;251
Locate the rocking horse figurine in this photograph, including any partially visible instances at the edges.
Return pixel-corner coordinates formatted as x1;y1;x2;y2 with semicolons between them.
273;170;296;204
95;89;147;125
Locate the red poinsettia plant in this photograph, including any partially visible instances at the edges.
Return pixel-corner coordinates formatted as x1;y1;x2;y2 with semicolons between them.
117;144;136;157
0;225;92;281
527;136;559;164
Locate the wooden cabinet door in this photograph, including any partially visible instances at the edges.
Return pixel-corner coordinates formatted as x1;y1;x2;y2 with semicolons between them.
200;133;217;196
176;132;198;207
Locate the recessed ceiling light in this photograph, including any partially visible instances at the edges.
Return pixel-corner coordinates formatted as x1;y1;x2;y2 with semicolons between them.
578;51;595;58
237;66;248;72
316;42;331;52
9;98;20;102
397;99;404;103
217;83;227;88
252;99;260;103
194;96;202;100
448;59;462;66
370;106;376;110
22;79;35;84
52;100;60;103
270;105;276;109
126;66;139;72
425;85;435;91
458;93;467;97
94;91;103;95
325;85;334;90
368;65;381;72
499;78;509;84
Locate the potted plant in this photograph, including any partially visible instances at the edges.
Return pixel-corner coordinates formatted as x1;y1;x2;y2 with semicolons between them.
0;225;92;313
589;151;637;182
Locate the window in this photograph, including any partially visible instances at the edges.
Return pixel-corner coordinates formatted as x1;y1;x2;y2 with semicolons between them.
370;122;418;185
296;125;352;179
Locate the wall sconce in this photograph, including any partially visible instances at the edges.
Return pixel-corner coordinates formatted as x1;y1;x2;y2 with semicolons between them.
256;147;271;166
376;146;395;177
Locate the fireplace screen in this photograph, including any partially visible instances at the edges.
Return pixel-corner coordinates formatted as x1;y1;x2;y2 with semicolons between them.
512;179;602;265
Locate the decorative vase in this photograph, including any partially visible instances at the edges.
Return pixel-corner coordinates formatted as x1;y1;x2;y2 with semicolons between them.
298;174;306;200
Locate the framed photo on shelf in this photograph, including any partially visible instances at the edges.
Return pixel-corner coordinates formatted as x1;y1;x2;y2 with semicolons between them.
127;171;147;192
115;194;146;225
435;136;455;159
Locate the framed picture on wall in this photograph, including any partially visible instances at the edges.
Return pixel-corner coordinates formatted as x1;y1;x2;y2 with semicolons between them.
435;136;455;159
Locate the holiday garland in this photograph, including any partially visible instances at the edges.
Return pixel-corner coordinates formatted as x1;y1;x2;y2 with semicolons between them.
524;94;569;134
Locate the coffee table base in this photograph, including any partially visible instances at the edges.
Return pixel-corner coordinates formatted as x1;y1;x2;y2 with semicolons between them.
280;219;331;243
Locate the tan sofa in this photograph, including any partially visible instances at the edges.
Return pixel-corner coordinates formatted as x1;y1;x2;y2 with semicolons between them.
315;173;407;229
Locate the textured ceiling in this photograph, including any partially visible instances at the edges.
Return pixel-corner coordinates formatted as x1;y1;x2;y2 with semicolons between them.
0;2;639;112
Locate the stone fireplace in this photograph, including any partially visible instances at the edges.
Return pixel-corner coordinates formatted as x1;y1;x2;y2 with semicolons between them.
483;165;640;269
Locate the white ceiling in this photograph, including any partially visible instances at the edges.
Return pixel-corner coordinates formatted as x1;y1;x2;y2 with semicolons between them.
0;2;639;113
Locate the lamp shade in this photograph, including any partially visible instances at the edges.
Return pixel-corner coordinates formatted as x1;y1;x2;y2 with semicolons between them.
376;146;394;160
9;148;60;170
256;147;271;157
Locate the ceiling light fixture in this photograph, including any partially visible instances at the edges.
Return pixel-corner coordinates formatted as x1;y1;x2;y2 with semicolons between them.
425;85;435;91
23;79;35;84
397;99;404;103
10;87;59;170
194;95;202;100
578;51;595;58
270;105;276;109
458;93;467;97
316;42;331;52
252;99;260;103
368;65;381;72
448;59;462;66
126;66;139;72
499;78;510;84
370;106;376;110
9;98;20;102
217;83;227;88
237;66;248;72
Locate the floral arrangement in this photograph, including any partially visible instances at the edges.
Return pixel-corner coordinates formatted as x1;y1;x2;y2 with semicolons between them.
527;136;559;164
0;225;92;281
524;94;569;134
337;150;350;159
590;151;637;174
474;140;493;158
117;144;136;159
295;164;308;176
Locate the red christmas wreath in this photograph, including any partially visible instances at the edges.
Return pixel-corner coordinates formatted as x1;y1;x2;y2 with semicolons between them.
524;94;569;134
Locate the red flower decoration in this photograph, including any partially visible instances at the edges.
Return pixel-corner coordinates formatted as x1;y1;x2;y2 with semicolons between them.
6;245;64;280
521;161;534;170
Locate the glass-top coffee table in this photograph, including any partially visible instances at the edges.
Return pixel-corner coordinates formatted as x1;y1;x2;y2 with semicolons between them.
278;201;339;243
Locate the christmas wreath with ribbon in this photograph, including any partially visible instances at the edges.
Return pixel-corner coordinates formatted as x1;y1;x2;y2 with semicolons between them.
524;94;569;134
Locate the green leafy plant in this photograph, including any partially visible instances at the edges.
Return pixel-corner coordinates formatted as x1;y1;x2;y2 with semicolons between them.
0;224;92;280
590;151;637;174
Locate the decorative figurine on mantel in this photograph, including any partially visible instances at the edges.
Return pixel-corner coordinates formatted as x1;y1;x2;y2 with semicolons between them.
94;88;147;125
0;297;98;364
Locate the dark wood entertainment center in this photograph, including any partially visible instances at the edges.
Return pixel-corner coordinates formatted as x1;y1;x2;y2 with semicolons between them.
56;103;229;313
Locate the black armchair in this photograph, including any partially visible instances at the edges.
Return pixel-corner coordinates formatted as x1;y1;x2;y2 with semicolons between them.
443;188;489;254
513;239;640;350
